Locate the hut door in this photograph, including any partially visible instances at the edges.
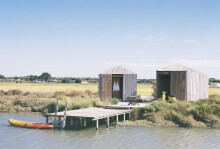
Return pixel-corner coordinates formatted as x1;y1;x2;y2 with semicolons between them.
112;75;123;99
158;74;171;99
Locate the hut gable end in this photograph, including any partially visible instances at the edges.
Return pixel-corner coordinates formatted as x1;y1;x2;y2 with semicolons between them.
99;66;137;101
101;66;135;74
157;64;208;101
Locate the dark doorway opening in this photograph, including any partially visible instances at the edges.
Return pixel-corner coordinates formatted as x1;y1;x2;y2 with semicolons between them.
112;74;123;100
158;74;171;99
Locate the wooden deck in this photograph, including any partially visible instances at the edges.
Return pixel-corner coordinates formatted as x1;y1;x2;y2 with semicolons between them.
44;107;131;130
44;107;131;120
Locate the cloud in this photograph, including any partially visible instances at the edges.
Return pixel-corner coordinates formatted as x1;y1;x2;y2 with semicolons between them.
146;35;154;40
182;39;197;44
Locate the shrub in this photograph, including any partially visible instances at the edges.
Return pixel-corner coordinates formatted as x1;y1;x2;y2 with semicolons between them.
62;78;71;83
65;90;81;97
131;108;145;120
54;91;65;97
109;98;119;105
11;89;22;95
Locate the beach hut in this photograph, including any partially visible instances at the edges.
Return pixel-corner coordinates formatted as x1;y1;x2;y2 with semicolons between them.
156;64;208;101
99;66;137;101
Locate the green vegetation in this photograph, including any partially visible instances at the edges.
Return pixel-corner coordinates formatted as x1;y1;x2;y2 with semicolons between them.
130;95;220;128
209;78;220;83
40;72;52;83
0;89;116;113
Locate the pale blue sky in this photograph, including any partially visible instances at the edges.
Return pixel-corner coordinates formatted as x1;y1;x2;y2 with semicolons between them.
0;0;220;78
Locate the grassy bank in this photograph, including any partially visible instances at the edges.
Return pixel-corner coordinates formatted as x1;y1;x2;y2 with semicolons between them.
129;95;220;128
0;83;219;97
0;89;118;113
0;83;154;96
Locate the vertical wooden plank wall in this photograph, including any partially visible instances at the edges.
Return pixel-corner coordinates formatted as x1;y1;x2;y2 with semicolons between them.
187;71;208;101
100;74;112;101
123;74;137;101
156;71;159;99
98;74;101;98
170;71;186;101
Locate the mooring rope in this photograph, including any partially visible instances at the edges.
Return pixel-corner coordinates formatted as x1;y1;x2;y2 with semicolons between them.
1;119;54;144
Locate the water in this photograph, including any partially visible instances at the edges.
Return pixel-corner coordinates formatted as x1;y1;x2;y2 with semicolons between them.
1;113;220;149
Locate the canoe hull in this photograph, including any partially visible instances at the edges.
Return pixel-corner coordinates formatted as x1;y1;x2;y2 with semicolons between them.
8;119;54;129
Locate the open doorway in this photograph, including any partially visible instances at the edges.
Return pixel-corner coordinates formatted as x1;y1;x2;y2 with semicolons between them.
158;74;171;99
112;74;123;100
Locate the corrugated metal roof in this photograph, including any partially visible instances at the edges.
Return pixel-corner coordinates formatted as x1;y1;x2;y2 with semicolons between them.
100;66;136;74
161;64;194;72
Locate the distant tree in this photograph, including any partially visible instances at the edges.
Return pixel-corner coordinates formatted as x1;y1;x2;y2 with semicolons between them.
29;75;39;81
0;75;5;79
75;78;81;83
40;72;51;83
62;78;71;83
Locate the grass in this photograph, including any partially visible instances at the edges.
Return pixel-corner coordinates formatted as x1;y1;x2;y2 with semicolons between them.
0;83;219;97
0;83;154;96
0;83;98;93
0;89;118;113
129;95;220;128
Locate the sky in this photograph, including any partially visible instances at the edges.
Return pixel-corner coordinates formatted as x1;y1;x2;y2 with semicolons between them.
0;0;220;79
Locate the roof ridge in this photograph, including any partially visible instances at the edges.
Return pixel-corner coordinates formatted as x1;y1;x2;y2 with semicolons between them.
101;66;135;74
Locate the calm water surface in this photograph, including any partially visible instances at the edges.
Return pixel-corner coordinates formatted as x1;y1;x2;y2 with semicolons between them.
1;113;220;149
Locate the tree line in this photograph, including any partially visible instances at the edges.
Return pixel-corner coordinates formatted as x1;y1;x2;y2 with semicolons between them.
0;73;99;83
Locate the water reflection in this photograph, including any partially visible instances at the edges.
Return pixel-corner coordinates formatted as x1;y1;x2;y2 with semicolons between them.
1;113;220;149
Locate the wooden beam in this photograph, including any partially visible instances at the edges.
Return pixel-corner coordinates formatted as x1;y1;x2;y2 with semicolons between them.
59;117;61;126
46;116;48;124
80;118;82;127
54;100;59;127
83;119;86;127
106;117;109;128
62;100;68;128
70;119;74;126
96;119;99;130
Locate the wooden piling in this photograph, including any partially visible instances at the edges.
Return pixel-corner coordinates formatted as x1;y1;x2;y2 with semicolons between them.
80;118;82;127
106;117;109;128
70;119;74;126
96;119;99;130
62;100;68;128
59;117;61;126
54;100;59;127
83;119;86;127
123;113;126;122
46;116;48;124
116;115;118;124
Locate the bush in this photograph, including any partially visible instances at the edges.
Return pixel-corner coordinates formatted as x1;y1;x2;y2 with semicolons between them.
62;78;71;83
109;98;119;105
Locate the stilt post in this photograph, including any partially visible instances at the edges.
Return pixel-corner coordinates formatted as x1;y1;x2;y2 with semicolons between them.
116;115;118;124
83;119;86;127
62;100;68;128
96;119;99;130
54;100;59;127
106;117;109;128
123;113;126;122
70;119;74;126
46;116;48;124
80;118;82;127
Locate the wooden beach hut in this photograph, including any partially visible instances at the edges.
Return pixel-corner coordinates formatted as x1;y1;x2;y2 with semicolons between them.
99;66;137;101
156;64;208;101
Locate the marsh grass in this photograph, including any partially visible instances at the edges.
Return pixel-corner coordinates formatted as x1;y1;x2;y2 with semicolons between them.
131;95;220;128
0;89;116;113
